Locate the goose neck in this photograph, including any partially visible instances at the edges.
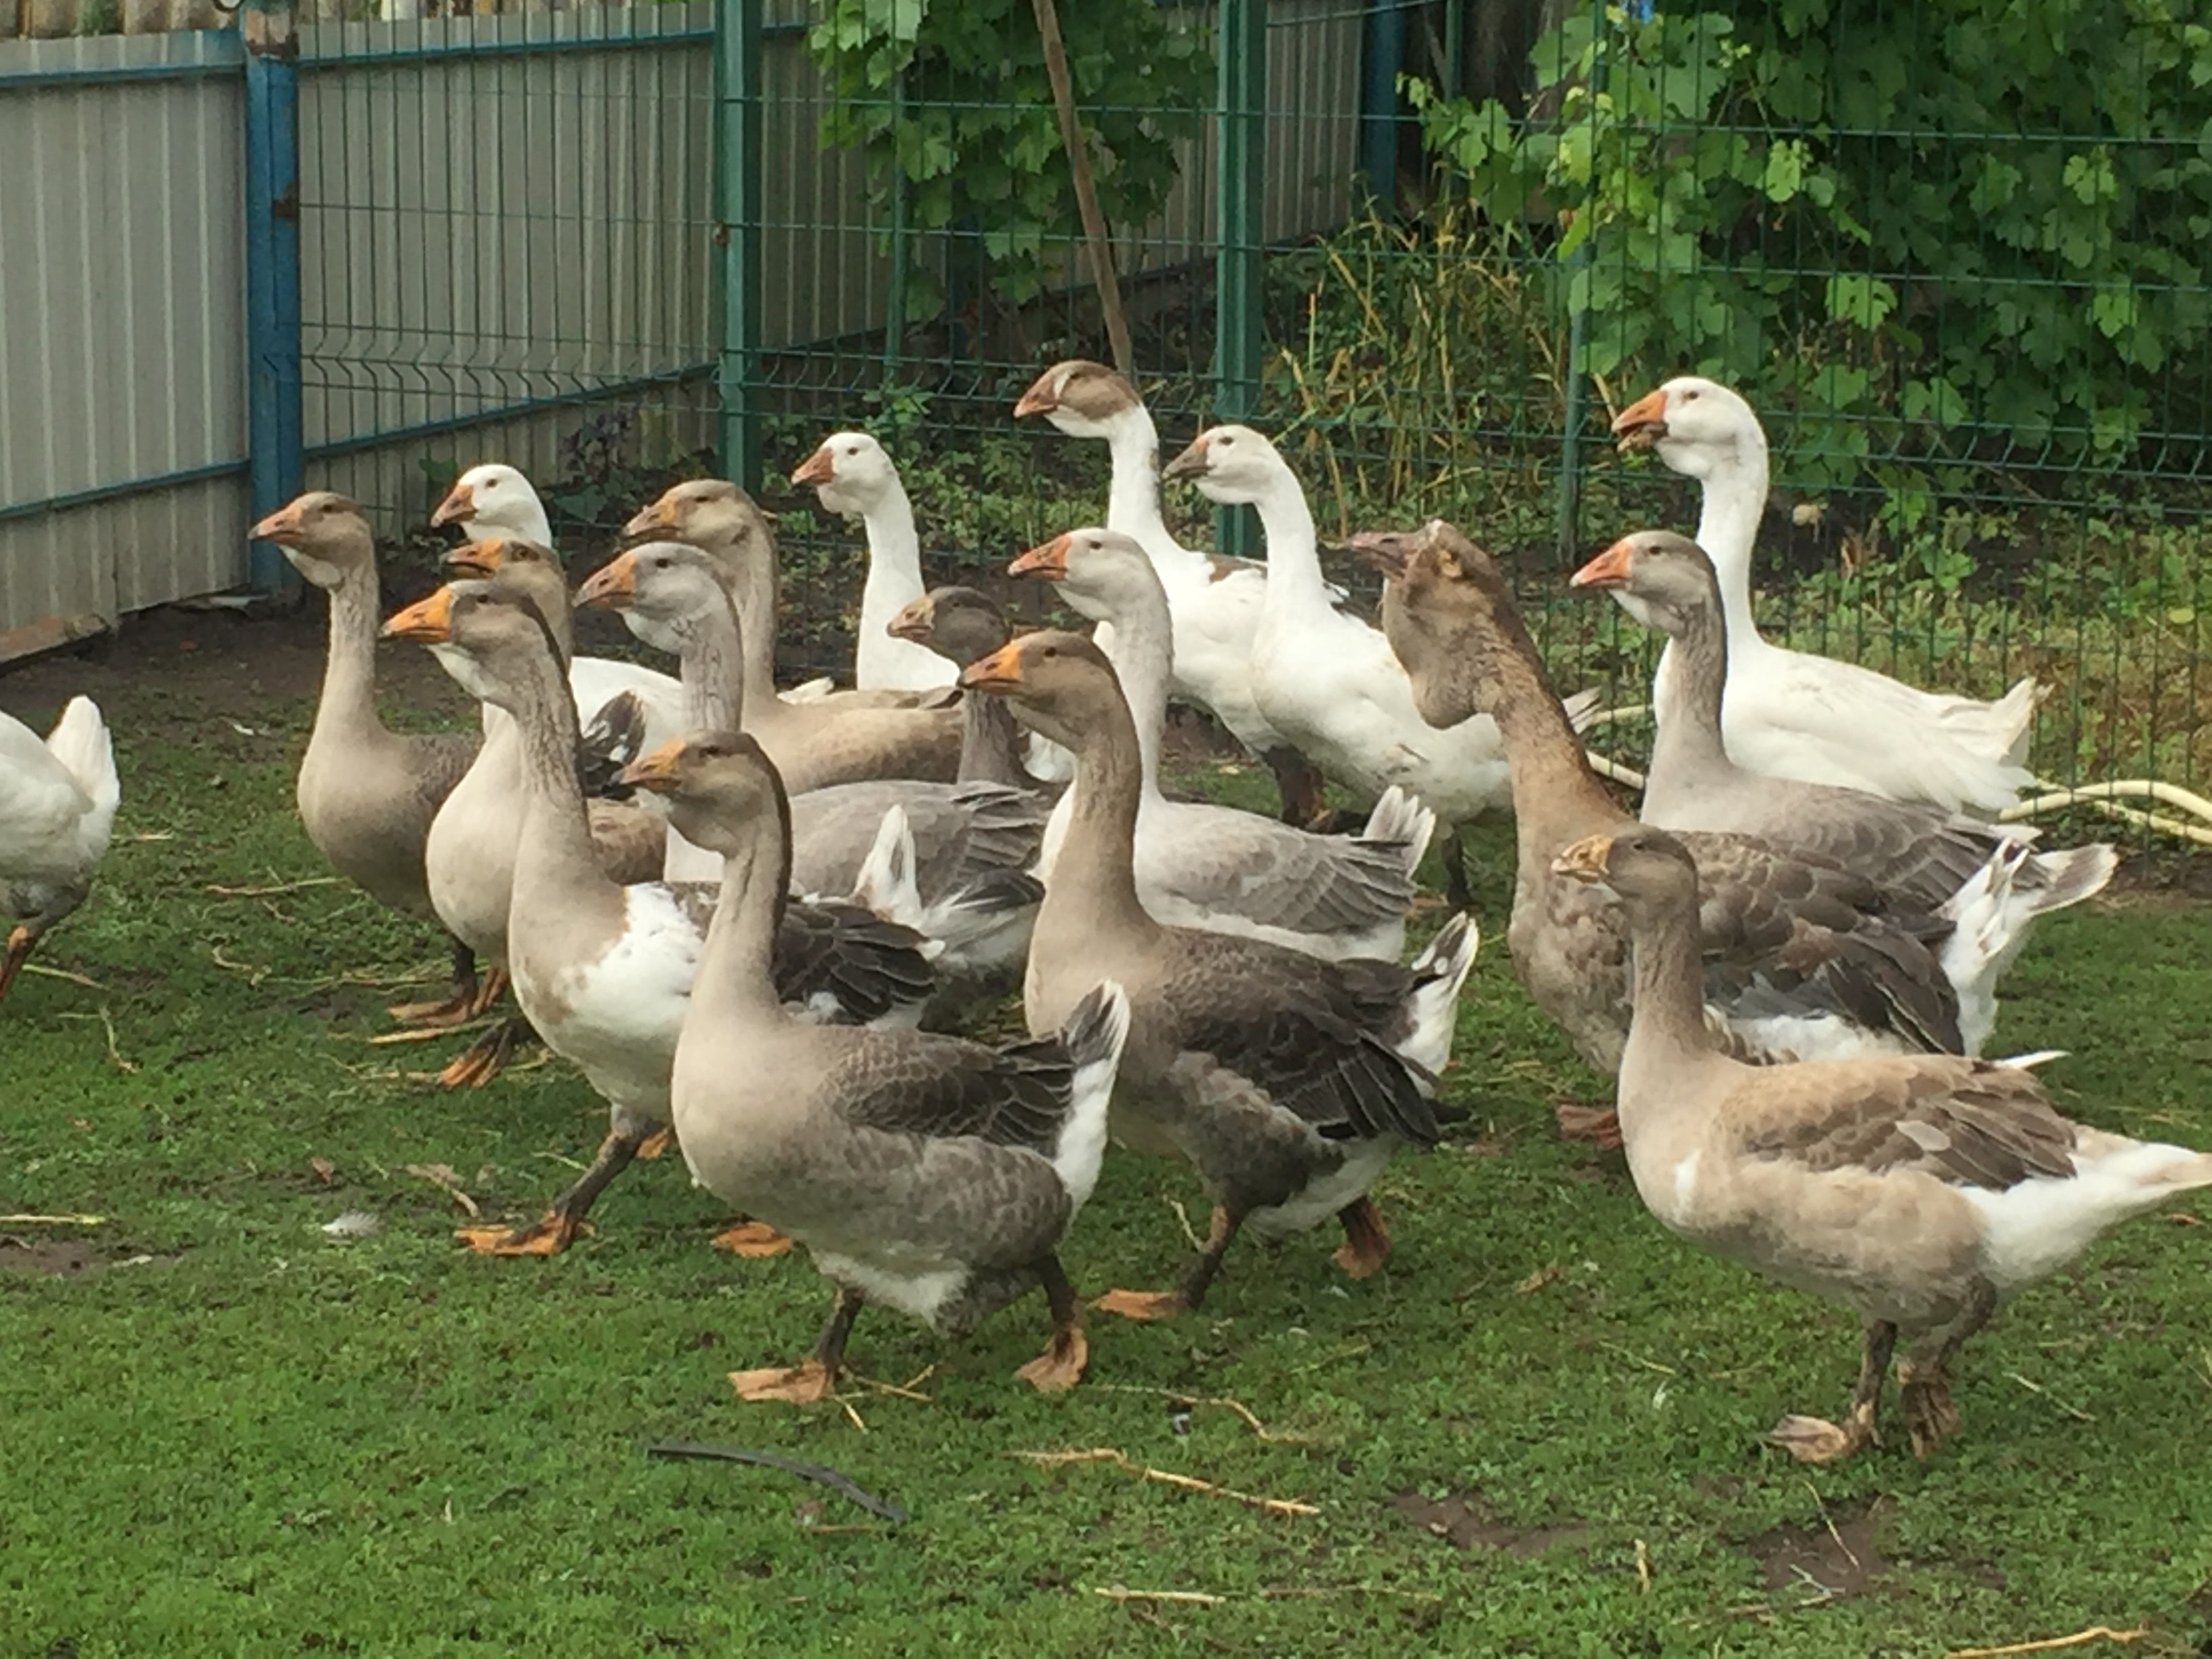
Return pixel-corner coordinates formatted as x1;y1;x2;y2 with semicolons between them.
677;594;747;731
958;694;1032;787
1088;591;1172;796
1480;636;1624;863
509;645;609;891
1103;411;1174;552
1690;445;1769;649
1647;600;1733;781
724;550;781;709
314;567;388;746
1620;896;1720;1094
1042;704;1153;941
1247;466;1330;604
693;808;792;1026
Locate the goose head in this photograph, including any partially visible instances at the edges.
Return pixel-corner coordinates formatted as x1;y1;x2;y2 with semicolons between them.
577;540;736;654
1351;518;1517;728
886;585;1009;669
1160;423;1286;506
623;479;769;565
959;629;1124;754
1007;527;1156;628
431;463;550;542
1611;377;1766;483
1569;529;1722;638
790;431;899;518
618;730;785;860
381;580;564;722
1551;825;1700;916
250;491;373;590
1013;359;1142;440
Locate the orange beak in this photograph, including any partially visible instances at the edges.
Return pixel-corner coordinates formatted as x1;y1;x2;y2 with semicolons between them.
790;445;836;488
575;552;639;610
443;536;507;577
1569;539;1637;590
1008;533;1071;581
381;586;457;643
1012;369;1062;419
1611;388;1668;451
250;501;306;543
621;495;679;541
430;480;475;529
886;595;935;643
960;640;1026;697
1550;832;1616;883
1160;434;1210;480
617;737;687;794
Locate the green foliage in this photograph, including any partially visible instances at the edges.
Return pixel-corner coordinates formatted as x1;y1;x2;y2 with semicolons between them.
1406;0;2212;497
806;0;1212;316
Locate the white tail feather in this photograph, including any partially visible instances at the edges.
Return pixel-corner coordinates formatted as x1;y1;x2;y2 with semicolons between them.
1397;914;1479;1079
1360;786;1437;879
1049;981;1130;1208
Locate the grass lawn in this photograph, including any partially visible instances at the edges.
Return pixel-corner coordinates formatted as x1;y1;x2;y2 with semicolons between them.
4;611;2210;1658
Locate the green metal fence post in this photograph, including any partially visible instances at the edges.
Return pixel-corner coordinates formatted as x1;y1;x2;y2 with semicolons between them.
1214;0;1266;557
714;0;764;491
1359;0;1405;208
1554;0;1607;562
243;1;302;595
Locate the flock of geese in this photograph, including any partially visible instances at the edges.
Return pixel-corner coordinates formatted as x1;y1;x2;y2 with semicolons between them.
4;366;2207;1466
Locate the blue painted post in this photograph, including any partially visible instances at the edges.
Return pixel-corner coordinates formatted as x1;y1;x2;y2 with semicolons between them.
1359;0;1406;208
714;0;764;491
1213;0;1266;558
243;2;302;594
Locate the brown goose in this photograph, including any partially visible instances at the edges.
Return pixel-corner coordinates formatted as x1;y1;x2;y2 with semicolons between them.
380;582;936;1257
411;535;668;1086
250;491;485;1026
1570;529;2117;1054
963;631;1479;1318
1556;824;2212;1462
621;731;1130;1401
619;482;962;789
886;586;1055;794
1357;520;1969;1129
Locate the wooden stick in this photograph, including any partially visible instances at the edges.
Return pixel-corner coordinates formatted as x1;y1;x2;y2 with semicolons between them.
1944;1627;2148;1658
1017;1447;1319;1517
1091;1586;1226;1606
1029;0;1134;376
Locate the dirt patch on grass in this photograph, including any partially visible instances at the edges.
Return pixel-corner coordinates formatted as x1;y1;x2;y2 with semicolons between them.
1391;1488;1592;1555
1743;1497;1891;1597
0;1236;178;1276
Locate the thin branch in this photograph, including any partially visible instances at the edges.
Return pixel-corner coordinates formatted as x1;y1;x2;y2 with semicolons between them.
1029;0;1133;375
1016;1447;1318;1517
1944;1627;2149;1659
644;1441;910;1523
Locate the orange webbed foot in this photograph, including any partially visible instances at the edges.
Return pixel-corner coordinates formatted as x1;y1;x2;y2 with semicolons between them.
731;1357;838;1404
1015;1326;1089;1393
711;1221;794;1257
634;1126;676;1160
387;991;480;1028
453;1212;588;1256
1090;1288;1187;1322
1332;1199;1392;1279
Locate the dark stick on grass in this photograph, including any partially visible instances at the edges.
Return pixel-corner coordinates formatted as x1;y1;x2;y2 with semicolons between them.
644;1441;911;1523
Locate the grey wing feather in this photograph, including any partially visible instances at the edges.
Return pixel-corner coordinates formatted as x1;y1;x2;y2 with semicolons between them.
1149;811;1417;937
771;899;937;1023
1736;1058;2078;1188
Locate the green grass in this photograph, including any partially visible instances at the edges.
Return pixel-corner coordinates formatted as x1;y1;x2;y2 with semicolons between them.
3;659;2211;1658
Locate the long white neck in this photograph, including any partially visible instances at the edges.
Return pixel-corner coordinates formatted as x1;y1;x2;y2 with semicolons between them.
1103;411;1202;580
1082;585;1171;802
1688;438;1769;651
1247;462;1330;610
854;480;926;685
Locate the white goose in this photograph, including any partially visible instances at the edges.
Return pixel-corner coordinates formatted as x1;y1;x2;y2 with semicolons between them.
1015;361;1327;823
1166;424;1518;905
1010;527;1432;962
1612;377;2039;811
790;432;958;693
1;696;120;1000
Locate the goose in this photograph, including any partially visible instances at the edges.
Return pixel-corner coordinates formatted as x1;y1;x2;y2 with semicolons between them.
964;630;1479;1317
1555;823;2212;1462
1010;527;1432;962
1612;377;2039;810
250;491;489;1027
1571;529;2118;1052
577;542;1046;1006
789;432;960;693
621;730;1131;1399
1015;361;1328;824
1359;520;1970;1109
1;695;120;1001
619;482;964;792
1164;424;1518;907
412;536;670;1087
380;581;937;1256
885;586;1058;794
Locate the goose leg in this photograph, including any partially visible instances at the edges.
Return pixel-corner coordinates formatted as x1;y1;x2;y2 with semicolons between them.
453;1121;656;1256
1267;751;1328;827
436;1015;535;1088
1553;1103;1624;1147
1094;1204;1242;1320
1900;1281;1996;1460
1014;1254;1089;1393
1331;1196;1392;1278
733;1285;861;1403
0;924;38;1002
389;937;495;1027
1440;830;1472;912
1769;1318;1897;1464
